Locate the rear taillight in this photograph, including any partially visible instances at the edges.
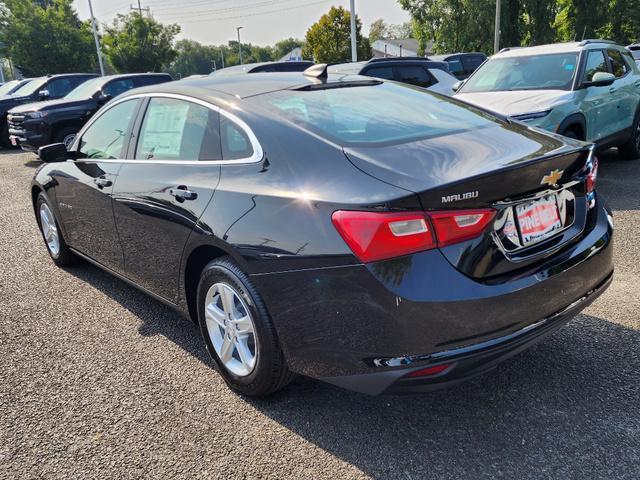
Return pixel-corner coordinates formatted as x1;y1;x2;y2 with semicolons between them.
332;208;495;263
331;211;436;263
585;154;599;194
429;209;496;247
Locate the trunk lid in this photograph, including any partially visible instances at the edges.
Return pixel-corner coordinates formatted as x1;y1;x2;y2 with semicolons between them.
343;122;593;279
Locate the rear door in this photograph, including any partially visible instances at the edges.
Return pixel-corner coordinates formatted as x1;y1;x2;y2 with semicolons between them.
394;65;437;89
53;98;142;271
112;95;223;302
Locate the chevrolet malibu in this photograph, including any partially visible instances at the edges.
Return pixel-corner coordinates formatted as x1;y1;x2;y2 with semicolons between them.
31;67;614;396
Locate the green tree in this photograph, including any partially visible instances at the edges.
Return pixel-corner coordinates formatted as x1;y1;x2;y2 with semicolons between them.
166;39;216;78
0;0;97;76
102;12;180;73
272;38;305;60
369;18;388;43
301;6;371;63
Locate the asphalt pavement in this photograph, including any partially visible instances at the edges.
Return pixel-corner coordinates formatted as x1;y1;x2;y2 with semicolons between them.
0;148;638;479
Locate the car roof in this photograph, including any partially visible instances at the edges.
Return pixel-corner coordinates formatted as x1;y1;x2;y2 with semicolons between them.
121;71;375;101
431;52;486;60
210;61;313;77
494;40;622;58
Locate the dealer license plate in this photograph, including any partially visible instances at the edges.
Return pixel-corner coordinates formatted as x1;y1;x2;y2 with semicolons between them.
515;195;562;246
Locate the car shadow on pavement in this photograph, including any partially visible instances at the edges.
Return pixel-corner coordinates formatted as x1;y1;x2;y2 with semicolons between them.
65;262;639;479
597;149;640;212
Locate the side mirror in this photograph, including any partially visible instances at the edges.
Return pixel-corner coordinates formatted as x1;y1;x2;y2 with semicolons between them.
38;143;69;163
583;71;616;88
97;91;112;104
452;80;465;93
38;89;50;99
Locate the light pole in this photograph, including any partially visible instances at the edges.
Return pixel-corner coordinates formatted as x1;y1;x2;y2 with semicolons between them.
493;0;501;54
88;0;105;76
236;26;244;65
349;0;357;61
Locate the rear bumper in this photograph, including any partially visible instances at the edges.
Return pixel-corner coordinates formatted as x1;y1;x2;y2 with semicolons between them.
252;201;614;394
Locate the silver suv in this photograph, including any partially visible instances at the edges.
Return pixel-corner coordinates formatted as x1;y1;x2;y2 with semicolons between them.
455;40;640;159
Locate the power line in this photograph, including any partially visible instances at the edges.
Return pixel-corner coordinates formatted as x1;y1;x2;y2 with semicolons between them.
151;0;311;18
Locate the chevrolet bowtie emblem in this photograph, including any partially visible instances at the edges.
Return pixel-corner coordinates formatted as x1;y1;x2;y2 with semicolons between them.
541;169;564;187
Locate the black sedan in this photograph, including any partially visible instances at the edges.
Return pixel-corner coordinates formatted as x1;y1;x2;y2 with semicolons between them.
31;67;613;396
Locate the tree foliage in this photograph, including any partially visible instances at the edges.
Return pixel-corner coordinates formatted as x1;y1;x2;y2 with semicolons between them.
0;0;97;76
302;6;371;63
399;0;640;54
369;18;415;43
102;13;180;73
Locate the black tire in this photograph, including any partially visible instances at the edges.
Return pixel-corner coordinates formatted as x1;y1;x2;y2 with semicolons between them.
35;193;78;267
53;127;79;149
0;121;11;148
560;127;582;140
619;114;640;160
197;257;295;396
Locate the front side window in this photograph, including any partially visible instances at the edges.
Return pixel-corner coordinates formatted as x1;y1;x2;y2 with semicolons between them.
64;78;102;100
136;97;221;161
607;49;628;77
249;81;498;146
462;53;578;92
396;66;433;88
103;79;135;97
78;100;138;159
582;50;608;82
47;78;73;98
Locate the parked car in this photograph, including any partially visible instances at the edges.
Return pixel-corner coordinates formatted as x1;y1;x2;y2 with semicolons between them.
430;52;487;80
0;78;33;97
0;73;97;147
31;67;613;397
8;73;172;151
627;43;640;67
210;61;314;77
329;57;457;95
455;40;640;158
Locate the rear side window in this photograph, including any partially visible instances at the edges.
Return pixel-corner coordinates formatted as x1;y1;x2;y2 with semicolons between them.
363;66;394;80
249;81;497;146
103;79;135;97
607;49;628;77
395;66;434;88
136;97;221;161
78;99;138;159
220;116;253;160
461;55;485;74
447;58;463;75
583;50;608;82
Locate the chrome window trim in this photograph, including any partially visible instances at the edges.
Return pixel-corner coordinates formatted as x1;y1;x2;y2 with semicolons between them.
72;92;264;165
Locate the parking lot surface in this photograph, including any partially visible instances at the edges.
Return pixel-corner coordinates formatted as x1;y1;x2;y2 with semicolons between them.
1;148;639;479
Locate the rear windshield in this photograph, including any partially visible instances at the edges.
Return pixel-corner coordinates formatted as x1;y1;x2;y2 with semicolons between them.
462;53;578;92
247;81;498;147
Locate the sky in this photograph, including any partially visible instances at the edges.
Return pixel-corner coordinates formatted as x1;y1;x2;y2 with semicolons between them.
73;0;410;46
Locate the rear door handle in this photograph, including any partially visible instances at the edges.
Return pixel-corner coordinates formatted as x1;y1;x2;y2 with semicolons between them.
169;186;198;201
94;177;112;188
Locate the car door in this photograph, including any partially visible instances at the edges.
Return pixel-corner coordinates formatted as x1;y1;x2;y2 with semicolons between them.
52;98;142;271
579;49;618;141
606;49;635;136
111;95;223;302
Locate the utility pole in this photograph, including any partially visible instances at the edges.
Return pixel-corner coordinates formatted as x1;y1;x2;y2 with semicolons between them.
221;50;225;69
130;0;150;17
87;0;105;76
236;27;244;65
493;0;501;54
349;0;357;61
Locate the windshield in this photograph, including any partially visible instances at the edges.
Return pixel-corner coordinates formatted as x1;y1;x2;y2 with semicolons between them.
12;77;47;96
0;80;21;96
248;81;498;147
630;49;640;60
462;53;578;92
65;77;103;100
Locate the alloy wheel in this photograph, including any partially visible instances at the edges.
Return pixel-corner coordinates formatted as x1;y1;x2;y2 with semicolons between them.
204;282;258;377
39;202;60;257
62;134;76;149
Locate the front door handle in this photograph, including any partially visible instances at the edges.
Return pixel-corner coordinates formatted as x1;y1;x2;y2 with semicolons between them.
609;87;617;94
94;177;112;188
169;186;198;202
